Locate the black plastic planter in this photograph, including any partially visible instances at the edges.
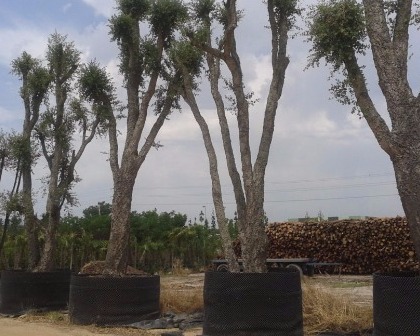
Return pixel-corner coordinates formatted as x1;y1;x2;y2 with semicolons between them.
203;269;303;336
69;274;160;326
0;269;71;315
373;272;420;336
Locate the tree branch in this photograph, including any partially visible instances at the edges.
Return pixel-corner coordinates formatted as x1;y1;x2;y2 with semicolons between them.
390;0;412;89
38;131;53;170
254;0;290;182
133;35;165;147
135;77;179;169
59;64;78;86
344;53;397;157
70;117;100;169
363;0;413;115
180;69;239;271
206;37;247;217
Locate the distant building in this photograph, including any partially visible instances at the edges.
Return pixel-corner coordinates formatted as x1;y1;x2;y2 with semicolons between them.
287;215;372;222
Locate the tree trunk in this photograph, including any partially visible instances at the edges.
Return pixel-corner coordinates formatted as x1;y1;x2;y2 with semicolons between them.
21;138;40;270
392;151;420;259
105;166;137;275
0;212;11;258
36;204;60;271
240;183;268;273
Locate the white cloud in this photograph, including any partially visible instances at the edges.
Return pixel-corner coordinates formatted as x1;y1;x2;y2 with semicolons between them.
294;110;337;136
0;106;22;126
246;54;272;98
81;0;115;18
63;3;73;13
0;28;47;66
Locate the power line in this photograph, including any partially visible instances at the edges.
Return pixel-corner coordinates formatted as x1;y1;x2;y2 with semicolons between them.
69;171;397;204
264;194;399;203
126;172;395;192
131;193;399;207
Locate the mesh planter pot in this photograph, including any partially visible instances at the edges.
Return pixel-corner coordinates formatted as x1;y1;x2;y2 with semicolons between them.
0;269;71;315
69;274;160;326
203;269;303;336
373;272;420;336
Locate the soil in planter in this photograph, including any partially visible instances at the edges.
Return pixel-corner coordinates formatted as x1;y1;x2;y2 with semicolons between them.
0;269;71;315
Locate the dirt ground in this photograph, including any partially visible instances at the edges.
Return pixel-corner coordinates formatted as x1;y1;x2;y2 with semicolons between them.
0;273;373;336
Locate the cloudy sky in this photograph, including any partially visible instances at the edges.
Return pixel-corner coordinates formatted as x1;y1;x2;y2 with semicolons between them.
1;0;416;224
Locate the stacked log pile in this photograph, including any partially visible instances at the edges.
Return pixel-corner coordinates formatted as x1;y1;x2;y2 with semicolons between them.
265;217;419;274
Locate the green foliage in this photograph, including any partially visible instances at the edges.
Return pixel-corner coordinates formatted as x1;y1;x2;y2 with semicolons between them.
109;13;137;43
27;67;51;106
131;209;186;244
141;38;161;74
11;51;39;79
0;204;224;272
83;202;112;218
149;0;188;41
79;61;114;104
46;33;80;80
118;0;150;19
109;12;142;81
271;0;301;29
9;133;38;169
11;52;51;109
170;39;203;77
68;99;91;128
307;0;367;71
37;107;73;153
190;0;215;22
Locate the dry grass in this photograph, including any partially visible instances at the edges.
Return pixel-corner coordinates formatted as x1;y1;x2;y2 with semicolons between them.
303;284;373;335
160;282;204;314
170;258;192;276
19;310;69;324
20;311;151;335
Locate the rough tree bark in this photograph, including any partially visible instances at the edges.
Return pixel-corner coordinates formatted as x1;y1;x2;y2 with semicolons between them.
181;72;240;272
103;0;186;275
105;77;179;274
188;0;294;272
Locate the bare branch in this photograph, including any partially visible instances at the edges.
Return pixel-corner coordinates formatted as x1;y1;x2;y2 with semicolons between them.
37;131;53;170
181;68;239;272
132;36;165;146
344;53;397;157
136;77;179;169
363;0;413;109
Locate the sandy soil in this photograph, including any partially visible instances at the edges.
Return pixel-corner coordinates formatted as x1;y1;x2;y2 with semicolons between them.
0;273;372;336
0;317;129;336
0;316;204;336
